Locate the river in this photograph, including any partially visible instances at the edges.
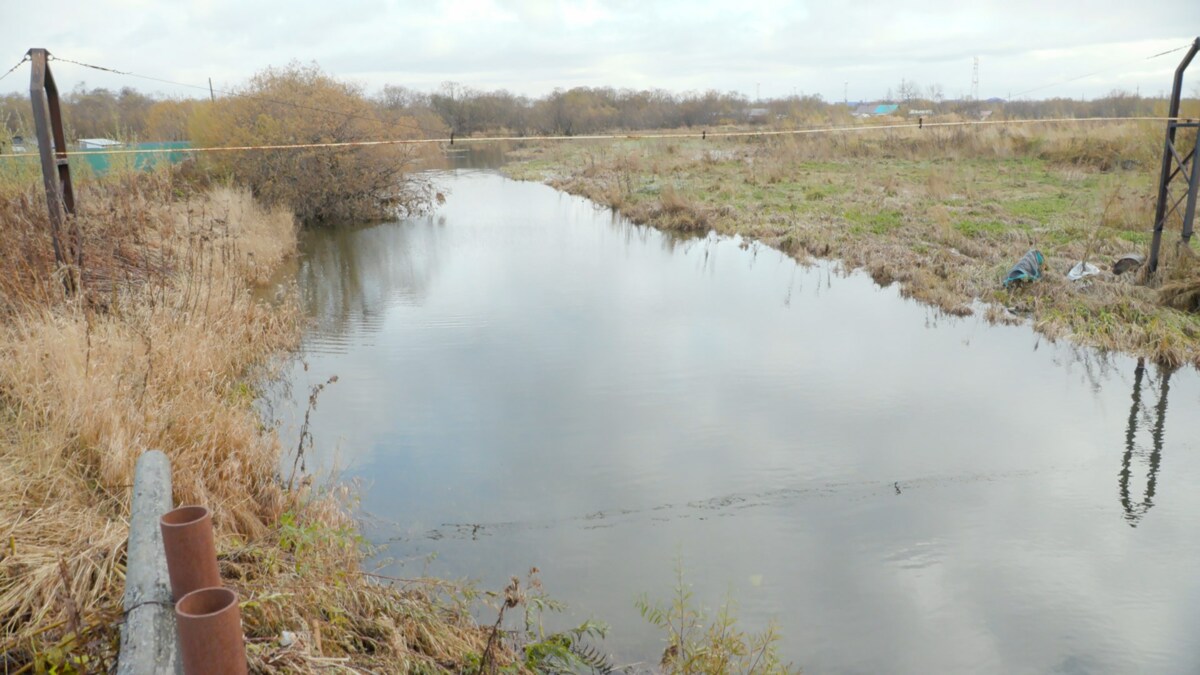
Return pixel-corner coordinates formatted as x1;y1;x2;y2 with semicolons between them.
275;162;1200;674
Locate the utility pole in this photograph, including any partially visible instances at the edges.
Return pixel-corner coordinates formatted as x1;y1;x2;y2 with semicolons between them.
971;56;980;101
208;78;215;103
756;82;761;102
844;81;848;105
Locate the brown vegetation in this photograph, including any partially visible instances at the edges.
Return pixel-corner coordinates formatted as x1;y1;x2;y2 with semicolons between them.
0;168;505;672
189;63;436;225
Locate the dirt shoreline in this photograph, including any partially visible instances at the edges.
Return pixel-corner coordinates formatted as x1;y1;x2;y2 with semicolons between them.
502;124;1200;368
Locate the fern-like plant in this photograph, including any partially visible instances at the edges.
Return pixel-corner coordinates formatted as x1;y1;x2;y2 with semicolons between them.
636;559;797;675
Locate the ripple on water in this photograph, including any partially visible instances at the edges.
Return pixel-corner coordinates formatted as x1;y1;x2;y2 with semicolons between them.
275;170;1200;674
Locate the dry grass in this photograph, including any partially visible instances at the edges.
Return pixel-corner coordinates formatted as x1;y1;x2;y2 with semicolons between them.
0;169;508;672
1158;245;1200;312
506;120;1200;367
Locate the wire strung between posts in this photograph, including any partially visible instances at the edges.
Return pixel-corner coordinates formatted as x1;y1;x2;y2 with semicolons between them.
46;55;128;75
0;115;1186;160
35;39;1197;148
0;54;30;83
1009;41;1195;99
47;54;437;140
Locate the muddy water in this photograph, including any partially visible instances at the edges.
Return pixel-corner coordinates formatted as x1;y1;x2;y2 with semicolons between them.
278;166;1200;673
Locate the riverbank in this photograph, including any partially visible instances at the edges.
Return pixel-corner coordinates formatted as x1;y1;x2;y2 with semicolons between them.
503;121;1200;367
0;170;503;672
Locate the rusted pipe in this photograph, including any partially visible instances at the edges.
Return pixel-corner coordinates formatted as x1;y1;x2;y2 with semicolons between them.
175;587;248;675
159;505;221;600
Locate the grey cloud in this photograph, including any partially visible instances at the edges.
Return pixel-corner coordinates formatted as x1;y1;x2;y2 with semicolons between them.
2;1;1197;100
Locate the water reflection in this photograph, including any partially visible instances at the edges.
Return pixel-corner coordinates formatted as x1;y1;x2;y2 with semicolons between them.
278;170;1200;674
1119;358;1173;526
296;219;444;352
425;143;513;171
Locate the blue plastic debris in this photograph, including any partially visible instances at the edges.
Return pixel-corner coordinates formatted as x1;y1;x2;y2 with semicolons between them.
1004;249;1045;287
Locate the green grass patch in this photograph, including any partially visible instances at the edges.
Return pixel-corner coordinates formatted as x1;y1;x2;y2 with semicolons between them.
1040;227;1079;246
1007;195;1071;221
804;185;840;201
1117;230;1151;245
845;208;904;234
953;219;1021;237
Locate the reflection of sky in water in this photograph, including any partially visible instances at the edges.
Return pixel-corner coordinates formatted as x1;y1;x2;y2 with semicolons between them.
278;170;1200;673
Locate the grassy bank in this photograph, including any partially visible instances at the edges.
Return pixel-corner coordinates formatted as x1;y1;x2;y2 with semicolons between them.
0;169;506;672
504;121;1200;367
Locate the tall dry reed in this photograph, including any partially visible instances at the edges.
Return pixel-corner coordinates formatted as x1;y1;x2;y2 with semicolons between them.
0;169;504;672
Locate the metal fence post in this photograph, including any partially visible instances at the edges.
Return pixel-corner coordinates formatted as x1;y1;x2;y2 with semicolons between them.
28;47;82;295
1148;37;1200;274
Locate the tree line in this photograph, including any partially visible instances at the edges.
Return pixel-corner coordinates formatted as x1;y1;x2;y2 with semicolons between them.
1;64;1195;227
2;72;1193;149
0;86;195;143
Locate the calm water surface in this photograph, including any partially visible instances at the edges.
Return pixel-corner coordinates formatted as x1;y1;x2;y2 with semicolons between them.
277;167;1200;674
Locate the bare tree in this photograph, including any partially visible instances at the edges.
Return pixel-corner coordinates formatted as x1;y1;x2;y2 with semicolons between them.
897;78;919;103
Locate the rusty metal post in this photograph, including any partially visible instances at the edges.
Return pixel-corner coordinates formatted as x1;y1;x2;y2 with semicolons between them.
28;47;81;294
1148;37;1200;273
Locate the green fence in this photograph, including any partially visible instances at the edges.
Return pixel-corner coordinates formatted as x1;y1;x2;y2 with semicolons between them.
0;142;193;182
76;142;193;173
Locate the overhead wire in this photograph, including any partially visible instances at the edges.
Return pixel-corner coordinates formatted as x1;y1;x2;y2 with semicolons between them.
0;115;1186;160
41;39;1195;146
46;54;440;140
1010;40;1194;99
14;38;1198;110
0;42;1191;161
0;54;30;83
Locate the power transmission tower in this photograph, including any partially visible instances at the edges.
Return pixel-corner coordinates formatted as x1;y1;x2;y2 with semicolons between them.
971;56;980;101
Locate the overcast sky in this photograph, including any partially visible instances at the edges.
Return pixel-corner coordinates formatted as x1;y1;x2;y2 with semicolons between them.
3;1;1198;102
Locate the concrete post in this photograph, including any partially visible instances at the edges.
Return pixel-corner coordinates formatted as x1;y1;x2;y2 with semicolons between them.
118;450;182;674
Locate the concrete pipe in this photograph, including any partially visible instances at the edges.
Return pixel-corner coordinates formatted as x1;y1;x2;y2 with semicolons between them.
159;505;221;600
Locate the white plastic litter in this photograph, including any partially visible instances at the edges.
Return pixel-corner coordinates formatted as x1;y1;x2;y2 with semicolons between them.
1067;261;1100;281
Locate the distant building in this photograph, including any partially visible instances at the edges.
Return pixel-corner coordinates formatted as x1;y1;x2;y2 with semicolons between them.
852;103;900;118
11;135;34;152
747;107;769;120
78;138;123;150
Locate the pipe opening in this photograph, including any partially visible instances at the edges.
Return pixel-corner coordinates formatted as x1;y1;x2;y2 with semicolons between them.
176;587;237;618
160;505;210;528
